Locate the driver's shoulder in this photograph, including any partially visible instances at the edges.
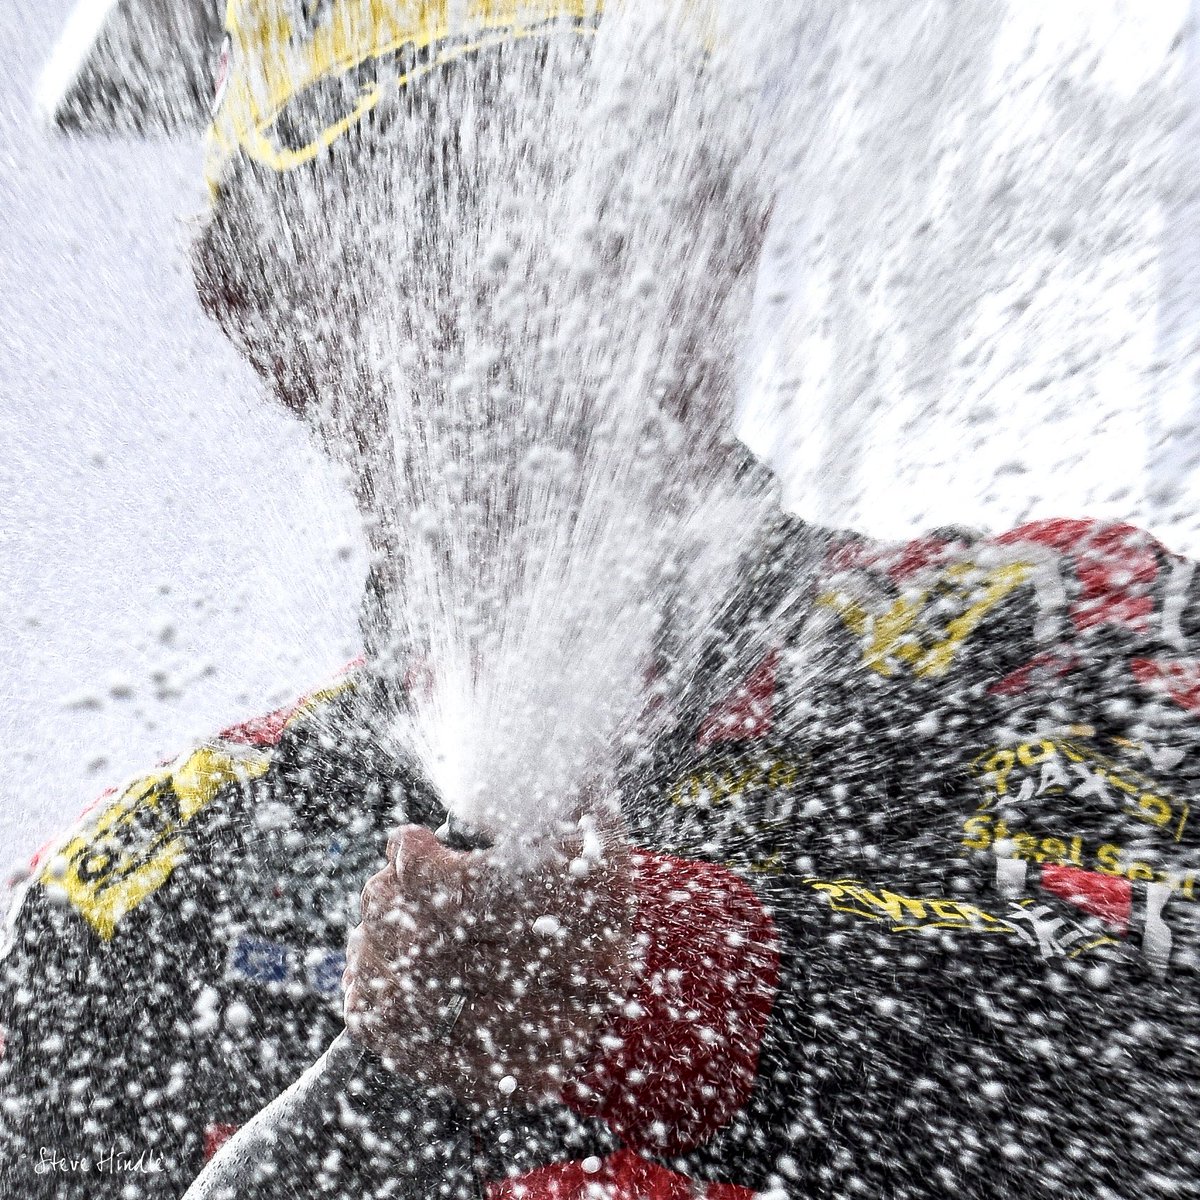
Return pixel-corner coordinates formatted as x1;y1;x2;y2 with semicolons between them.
2;670;361;957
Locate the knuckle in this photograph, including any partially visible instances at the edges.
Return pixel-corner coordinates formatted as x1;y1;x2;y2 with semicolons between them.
386;825;413;863
360;868;399;920
346;923;368;958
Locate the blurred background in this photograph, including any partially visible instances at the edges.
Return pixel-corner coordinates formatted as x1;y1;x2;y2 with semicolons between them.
4;0;1200;879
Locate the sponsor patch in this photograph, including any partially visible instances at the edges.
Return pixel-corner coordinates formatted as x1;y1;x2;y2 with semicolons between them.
995;518;1159;634
819;559;1033;679
804;878;1119;961
43;746;271;941
667;754;802;809
960;814;1200;902
226;936;346;1000
1040;864;1132;932
228;936;289;985
969;735;1192;843
695;651;779;750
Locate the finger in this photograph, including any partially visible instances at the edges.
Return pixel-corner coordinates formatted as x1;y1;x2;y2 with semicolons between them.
359;865;407;926
395;826;470;908
348;919;422;985
385;826;410;866
386;822;436;866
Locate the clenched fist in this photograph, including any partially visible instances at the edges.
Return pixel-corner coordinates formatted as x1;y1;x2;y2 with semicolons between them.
343;812;635;1107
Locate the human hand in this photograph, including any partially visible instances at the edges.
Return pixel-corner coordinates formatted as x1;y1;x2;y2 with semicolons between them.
343;810;634;1108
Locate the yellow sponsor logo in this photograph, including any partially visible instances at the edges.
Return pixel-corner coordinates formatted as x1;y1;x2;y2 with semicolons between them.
655;755;804;876
969;736;1191;843
819;560;1032;679
44;746;271;941
960;814;1200;901
804;878;1120;960
805;878;1015;936
668;755;803;808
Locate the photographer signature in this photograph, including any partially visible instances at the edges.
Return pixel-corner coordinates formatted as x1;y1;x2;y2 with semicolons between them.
34;1144;163;1175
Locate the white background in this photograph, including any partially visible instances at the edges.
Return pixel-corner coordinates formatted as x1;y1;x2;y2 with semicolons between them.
0;2;367;882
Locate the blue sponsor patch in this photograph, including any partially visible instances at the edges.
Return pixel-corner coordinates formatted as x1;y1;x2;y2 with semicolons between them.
306;949;347;998
226;935;346;1000
228;936;289;985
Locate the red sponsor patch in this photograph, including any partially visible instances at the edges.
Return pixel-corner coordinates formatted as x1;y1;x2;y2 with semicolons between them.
486;1148;755;1200
569;853;778;1155
696;651;779;751
218;659;363;747
824;535;959;582
988;651;1077;698
204;1122;240;1161
1131;657;1200;714
1040;864;1131;933
996;518;1160;634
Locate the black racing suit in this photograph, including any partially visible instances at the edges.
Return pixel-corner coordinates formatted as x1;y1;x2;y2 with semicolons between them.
2;510;1199;1199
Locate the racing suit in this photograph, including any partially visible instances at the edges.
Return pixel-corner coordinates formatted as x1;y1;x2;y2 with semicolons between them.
1;505;1199;1199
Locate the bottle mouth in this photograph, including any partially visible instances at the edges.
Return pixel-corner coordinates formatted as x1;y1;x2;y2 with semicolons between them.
435;813;496;852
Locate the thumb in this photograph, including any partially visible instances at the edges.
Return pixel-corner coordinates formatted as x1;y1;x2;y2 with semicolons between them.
391;825;467;905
